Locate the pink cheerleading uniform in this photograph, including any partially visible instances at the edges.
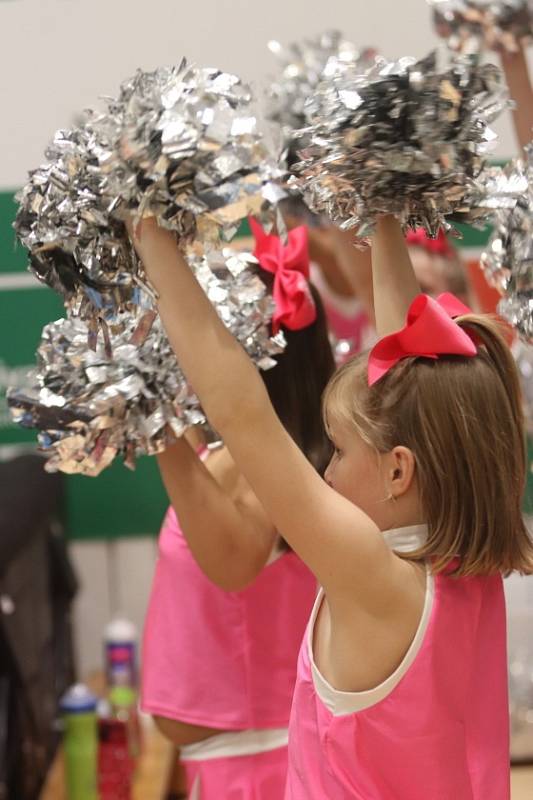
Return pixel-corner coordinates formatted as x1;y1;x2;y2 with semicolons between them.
286;525;510;800
310;263;377;361
141;506;317;798
180;731;292;799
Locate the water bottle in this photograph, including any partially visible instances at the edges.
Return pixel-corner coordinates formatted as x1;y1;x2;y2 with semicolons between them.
104;618;141;761
104;617;137;690
60;684;98;800
98;698;134;800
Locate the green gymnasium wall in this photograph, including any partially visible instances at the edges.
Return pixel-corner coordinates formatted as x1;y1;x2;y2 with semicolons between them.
1;190;531;538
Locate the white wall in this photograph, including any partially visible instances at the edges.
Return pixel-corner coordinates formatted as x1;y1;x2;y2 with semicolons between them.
69;537;158;676
1;0;530;189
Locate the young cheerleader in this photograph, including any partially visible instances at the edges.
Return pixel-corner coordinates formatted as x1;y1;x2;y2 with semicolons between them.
132;211;533;798
282;201;474;361
281;197;376;360
141;222;335;798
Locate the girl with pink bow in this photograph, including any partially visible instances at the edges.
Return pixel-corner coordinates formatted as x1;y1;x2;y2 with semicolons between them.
135;212;533;799
141;222;334;799
281;199;474;365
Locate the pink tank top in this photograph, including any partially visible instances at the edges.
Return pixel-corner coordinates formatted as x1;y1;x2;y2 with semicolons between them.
141;507;317;730
309;263;376;360
286;525;510;800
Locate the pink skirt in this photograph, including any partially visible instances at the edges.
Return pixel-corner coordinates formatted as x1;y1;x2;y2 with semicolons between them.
184;746;288;799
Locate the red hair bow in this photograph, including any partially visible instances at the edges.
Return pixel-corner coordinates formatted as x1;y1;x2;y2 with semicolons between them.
250;218;317;334
367;293;477;386
405;228;456;259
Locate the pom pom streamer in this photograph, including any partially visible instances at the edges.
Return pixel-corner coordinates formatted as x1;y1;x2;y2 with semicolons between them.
290;50;510;237
480;145;533;341
430;0;533;54
109;62;282;242
7;249;285;476
14;123;145;320
266;31;378;146
460;159;528;232
15;60;283;324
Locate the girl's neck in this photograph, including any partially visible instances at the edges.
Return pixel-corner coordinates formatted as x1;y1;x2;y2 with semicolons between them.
376;493;426;535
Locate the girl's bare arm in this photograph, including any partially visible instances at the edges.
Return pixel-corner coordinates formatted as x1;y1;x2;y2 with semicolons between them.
157;438;276;591
371;215;420;337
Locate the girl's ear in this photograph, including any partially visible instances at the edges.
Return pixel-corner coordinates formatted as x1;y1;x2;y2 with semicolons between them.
389;446;416;498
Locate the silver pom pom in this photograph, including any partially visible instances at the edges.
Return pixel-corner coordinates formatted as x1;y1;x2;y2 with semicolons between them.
8;314;192;476
481;146;533;341
290;50;510;237
15;124;145;323
8;249;285;476
266;31;378;149
15;60;283;323
110;61;282;243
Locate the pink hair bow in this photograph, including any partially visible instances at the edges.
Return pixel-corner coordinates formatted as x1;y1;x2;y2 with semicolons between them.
368;293;477;386
250;218;317;334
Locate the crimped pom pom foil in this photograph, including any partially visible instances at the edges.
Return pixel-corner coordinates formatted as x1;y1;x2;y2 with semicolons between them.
15;60;284;323
8;249;285;475
290;51;509;238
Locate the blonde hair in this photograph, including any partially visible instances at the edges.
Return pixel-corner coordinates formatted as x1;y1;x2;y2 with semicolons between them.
323;313;533;577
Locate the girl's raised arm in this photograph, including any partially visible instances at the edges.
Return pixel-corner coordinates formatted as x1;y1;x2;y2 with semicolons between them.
130;220;390;603
156;438;277;591
371;216;420;336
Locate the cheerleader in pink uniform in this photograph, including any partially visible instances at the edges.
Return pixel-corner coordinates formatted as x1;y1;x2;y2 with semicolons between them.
141;221;334;798
283;202;473;364
133;209;533;799
281;198;377;361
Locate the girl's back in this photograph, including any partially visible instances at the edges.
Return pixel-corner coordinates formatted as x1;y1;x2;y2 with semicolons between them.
142;465;317;731
287;525;509;799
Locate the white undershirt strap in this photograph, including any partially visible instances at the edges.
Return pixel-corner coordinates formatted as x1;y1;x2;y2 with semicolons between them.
309;524;435;716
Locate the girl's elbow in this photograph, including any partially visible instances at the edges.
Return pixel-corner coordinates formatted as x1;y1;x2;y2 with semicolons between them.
152;715;219;747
